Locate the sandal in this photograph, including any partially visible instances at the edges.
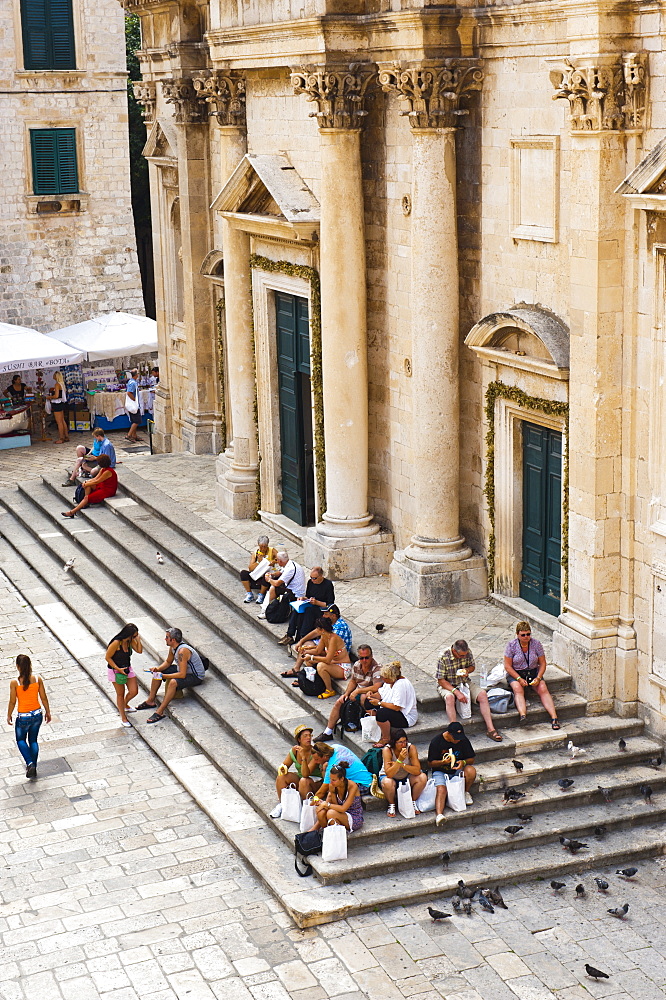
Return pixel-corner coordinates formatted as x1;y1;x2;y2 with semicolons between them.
551;718;561;730
318;690;336;699
387;805;396;818
136;701;158;711
61;511;75;518
147;712;165;724
281;671;297;678
486;729;503;742
518;715;528;725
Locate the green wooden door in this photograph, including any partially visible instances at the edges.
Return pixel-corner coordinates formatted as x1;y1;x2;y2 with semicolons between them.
519;422;562;616
276;292;314;526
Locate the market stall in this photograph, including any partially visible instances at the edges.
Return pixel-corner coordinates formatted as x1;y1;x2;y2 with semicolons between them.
0;322;83;449
49;312;158;431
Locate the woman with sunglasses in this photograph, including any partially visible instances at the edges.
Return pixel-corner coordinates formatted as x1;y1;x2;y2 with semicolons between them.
504;621;560;729
313;644;382;741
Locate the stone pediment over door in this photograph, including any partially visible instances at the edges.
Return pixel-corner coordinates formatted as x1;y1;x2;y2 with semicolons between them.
616;136;666;210
465;304;570;380
211;153;320;242
142;120;178;161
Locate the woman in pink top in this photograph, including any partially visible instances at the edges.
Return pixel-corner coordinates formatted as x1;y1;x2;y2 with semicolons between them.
504;621;560;729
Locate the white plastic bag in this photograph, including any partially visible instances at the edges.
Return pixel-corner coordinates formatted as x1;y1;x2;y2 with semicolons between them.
322;820;347;862
280;783;302;823
361;714;381;743
486;662;506;687
445;772;467;812
299;794;317;833
415;777;436;813
125;393;139;414
397;780;415;819
456;682;472;720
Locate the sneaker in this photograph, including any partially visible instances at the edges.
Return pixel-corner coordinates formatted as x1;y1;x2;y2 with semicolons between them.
313;732;330;744
269;803;282;819
120;720;132;728
435;813;445;827
26;764;37;779
465;792;473;806
125;706;136;713
243;593;255;603
255;594;264;604
257;611;266;620
277;635;293;646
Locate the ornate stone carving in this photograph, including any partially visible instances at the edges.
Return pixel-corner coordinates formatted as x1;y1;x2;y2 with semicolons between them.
290;64;376;130
161;78;207;125
132;81;157;123
550;54;647;132
192;71;246;128
378;61;483;130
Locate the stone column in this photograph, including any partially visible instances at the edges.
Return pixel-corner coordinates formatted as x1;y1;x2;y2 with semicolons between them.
549;54;646;712
162;78;222;454
379;62;487;607
292;66;393;579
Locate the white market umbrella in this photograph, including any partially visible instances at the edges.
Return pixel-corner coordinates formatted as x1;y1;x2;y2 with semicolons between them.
48;311;158;362
0;322;84;375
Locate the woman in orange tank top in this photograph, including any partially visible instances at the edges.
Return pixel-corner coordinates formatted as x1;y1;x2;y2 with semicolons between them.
7;654;51;779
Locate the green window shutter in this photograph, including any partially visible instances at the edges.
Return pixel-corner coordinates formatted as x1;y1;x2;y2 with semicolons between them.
30;128;79;195
21;0;75;71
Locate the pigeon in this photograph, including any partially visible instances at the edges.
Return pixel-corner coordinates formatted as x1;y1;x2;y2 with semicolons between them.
457;880;477;900
594;877;609;892
568;840;589;855
517;813;533;823
442;852;450;868
504;788;526;803
156;551;164;565
478;895;495;913
567;741;585;758
462;898;473;916
616;867;638;878
618;738;627;752
375;623;385;632
505;825;523;836
486;887;508;910
559;836;572;849
558;778;575;791
427;906;451;920
575;883;585;898
647;756;662;769
598;785;612;803
607;903;629;919
585;964;610;980
594;826;607;838
640;783;653;804
512;760;524;772
63;557;75;572
451;895;462;912
550;880;566;892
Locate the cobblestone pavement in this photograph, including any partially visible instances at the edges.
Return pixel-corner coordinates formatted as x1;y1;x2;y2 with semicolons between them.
1;571;666;1000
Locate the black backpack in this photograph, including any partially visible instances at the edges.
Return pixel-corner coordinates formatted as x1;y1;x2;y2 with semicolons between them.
265;593;292;624
296;667;326;697
74;484;85;504
294;829;323;877
338;697;362;734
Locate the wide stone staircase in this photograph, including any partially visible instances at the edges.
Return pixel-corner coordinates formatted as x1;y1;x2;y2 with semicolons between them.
0;469;664;927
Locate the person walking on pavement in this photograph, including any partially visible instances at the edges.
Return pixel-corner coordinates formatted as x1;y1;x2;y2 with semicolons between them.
124;368;143;443
7;654;51;778
105;623;141;726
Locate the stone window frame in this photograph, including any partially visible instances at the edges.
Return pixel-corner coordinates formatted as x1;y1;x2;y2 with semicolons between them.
22;118;87;216
510;135;560;244
12;0;85;74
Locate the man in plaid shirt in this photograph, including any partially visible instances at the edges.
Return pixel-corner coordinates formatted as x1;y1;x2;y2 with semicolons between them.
436;639;503;742
323;604;352;652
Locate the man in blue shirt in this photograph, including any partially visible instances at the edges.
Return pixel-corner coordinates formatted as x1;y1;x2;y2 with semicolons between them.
124;368;143;443
323;605;353;653
62;428;116;485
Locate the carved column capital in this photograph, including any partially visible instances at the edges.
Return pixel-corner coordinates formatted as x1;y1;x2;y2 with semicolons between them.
290;64;376;130
132;80;157;124
550;53;646;132
161;77;208;125
192;71;246;128
378;60;483;130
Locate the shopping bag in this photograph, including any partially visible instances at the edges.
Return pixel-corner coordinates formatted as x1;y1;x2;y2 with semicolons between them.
456;682;472;720
299;794;317;833
397;779;415;819
415;777;436;813
124;393;139;414
445;772;467;812
280;783;302;823
322;820;347;862
361;714;381;743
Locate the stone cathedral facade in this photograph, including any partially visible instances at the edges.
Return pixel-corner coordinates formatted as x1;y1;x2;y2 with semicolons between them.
128;0;666;733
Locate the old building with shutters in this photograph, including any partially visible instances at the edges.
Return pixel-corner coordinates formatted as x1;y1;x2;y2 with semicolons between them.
0;0;143;330
128;0;666;733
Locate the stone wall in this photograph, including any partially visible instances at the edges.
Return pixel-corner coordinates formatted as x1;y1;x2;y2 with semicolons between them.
0;0;143;331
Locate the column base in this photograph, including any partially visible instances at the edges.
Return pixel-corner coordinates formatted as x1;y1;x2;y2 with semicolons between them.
180;413;223;456
215;451;258;521
389;549;487;608
552;605;629;713
304;526;394;580
151;429;172;454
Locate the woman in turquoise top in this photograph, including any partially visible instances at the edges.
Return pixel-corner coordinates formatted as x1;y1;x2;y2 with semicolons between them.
269;724;322;819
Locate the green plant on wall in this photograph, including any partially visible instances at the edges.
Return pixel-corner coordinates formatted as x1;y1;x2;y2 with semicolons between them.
483;380;569;599
215;299;227;448
248;254;326;520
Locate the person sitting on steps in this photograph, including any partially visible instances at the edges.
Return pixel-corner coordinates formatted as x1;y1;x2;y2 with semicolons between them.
277;565;335;647
364;661;418;748
380;728;427;819
312;761;364;834
436;638;503;742
269;724;323;818
313;644;382;742
137;627;206;724
283;603;353;678
428;720;476;826
61;454;117;517
504;621;560;729
258;551;306;620
300;617;351;699
62;427;116;486
240;535;277;605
